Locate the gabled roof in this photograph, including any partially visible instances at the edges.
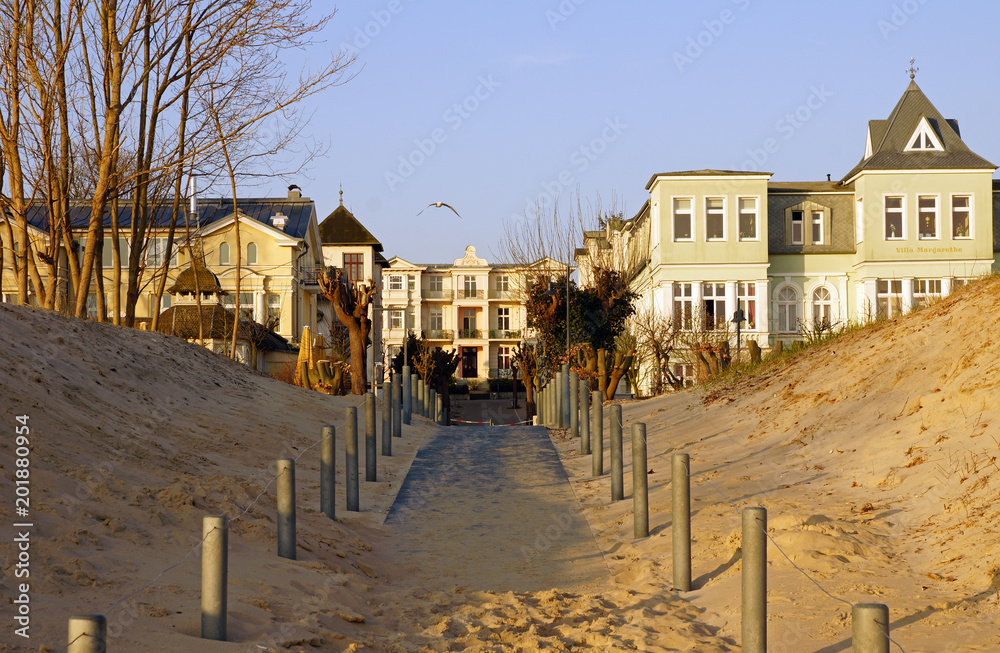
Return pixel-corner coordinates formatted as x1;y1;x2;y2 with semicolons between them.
318;194;383;252
842;80;995;183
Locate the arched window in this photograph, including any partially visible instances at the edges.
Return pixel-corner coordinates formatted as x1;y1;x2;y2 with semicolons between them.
777;286;797;333
247;242;258;265
219;242;230;266
812;287;833;330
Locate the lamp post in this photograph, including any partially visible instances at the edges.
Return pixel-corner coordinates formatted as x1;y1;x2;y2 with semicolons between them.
731;308;746;363
511;359;520;409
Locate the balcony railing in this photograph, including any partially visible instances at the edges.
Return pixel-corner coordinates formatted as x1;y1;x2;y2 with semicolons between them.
422;289;452;300
455;289;484;300
456;328;482;339
488;329;522;339
488;289;512;300
423;329;453;340
299;264;323;287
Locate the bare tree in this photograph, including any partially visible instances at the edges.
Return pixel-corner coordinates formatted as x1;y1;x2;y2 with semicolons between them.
631;304;683;394
319;267;377;395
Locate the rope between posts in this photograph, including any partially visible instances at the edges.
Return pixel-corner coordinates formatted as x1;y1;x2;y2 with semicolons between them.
612;413;906;653
70;392;374;649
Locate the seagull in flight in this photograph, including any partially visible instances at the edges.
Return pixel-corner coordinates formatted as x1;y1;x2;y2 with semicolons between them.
417;202;462;219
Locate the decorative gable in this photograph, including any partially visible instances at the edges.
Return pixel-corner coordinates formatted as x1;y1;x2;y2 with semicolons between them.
904;116;944;152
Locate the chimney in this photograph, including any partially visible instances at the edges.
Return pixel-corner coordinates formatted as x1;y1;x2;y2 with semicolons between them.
270;212;288;230
188;174;198;218
287;184;302;200
827;173;831;182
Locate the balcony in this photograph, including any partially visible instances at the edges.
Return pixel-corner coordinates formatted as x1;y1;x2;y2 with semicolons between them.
299;264;323;288
488;289;513;300
488;329;522;340
455;289;485;300
456;328;483;339
422;288;452;300
423;329;453;340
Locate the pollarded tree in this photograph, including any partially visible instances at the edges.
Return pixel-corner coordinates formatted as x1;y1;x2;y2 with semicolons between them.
319;266;376;395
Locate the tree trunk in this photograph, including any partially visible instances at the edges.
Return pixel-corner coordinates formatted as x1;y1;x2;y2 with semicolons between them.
597;348;608;397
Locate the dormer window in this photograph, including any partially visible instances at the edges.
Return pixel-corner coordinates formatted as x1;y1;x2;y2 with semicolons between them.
904;117;943;152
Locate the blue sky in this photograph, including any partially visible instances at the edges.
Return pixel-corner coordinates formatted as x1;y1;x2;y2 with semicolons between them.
240;0;1000;264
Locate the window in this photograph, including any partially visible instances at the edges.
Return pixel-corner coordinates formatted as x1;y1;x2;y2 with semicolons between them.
86;294;108;320
791;211;804;245
246;242;258;265
673;198;693;241
219;242;230;266
388;275;403;291
343;253;364;282
461;308;477;336
812;287;832;330
673;282;693;330
496;275;510;292
777;287;797;333
811;211;823;245
952;195;971;238
917;195;938;239
705;197;725;241
884;196;904;240
905;119;943;152
389;309;403;330
702;282;725;330
267;294;281;330
429;307;443;331
738;198;757;240
497;307;510;331
146;237;177;268
407;275;415;290
102;237;130;269
498;346;511;370
149;292;171;315
3;293;18;304
673;364;694;388
876;279;903;318
463;275;478;298
913;279;941;310
222;292;254;320
738;282;756;330
429;276;443;291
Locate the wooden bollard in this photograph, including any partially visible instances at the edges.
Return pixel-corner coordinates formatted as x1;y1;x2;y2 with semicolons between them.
610;404;623;501
277;459;296;560
68;614;106;652
591;391;604;476
580;380;590;454
631;423;648;538
672;453;691;591
201;515;228;640
852;603;889;652
742;506;767;652
346;407;359;511
320;425;335;520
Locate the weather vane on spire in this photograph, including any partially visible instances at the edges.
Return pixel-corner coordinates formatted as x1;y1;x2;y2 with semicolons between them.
907;58;918;80
339;184;343;206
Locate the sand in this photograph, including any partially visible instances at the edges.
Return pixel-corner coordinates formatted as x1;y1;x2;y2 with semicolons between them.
3;275;1000;651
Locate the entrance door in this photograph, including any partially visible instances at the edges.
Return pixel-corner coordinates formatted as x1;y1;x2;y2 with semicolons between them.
462;348;478;378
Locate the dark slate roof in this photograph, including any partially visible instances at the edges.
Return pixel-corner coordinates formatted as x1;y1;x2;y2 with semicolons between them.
318;199;383;251
167;262;225;295
841;80;995;182
768;181;854;193
15;197;317;240
767;188;856;255
646;169;771;190
155;303;292;352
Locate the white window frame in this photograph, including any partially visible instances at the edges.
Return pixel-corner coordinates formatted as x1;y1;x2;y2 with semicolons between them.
913;278;941;310
429;307;443;330
738;282;757;330
407;275;416;290
497;346;511;370
917;194;939;240
267;293;281;330
219;242;230;266
497;307;510;331
811;210;824;245
429;275;443;291
388;275;403;291
702;282;726;330
388;309;403;330
705;196;726;242
673;282;693;330
811;286;833;330
884;195;905;241
146;237;177;268
776;286;798;334
951;194;972;239
496;275;510;292
791;210;804;245
672;197;694;242
876;279;903;319
246;242;258;265
904;118;944;152
737;197;758;241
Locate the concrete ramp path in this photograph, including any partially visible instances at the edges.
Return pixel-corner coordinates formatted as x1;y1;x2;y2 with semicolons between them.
383;424;609;593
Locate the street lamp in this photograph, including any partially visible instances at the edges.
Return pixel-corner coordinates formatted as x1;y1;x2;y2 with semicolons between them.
511;359;520;409
731;308;746;363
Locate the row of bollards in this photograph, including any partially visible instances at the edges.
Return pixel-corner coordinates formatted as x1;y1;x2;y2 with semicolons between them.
67;379;456;651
